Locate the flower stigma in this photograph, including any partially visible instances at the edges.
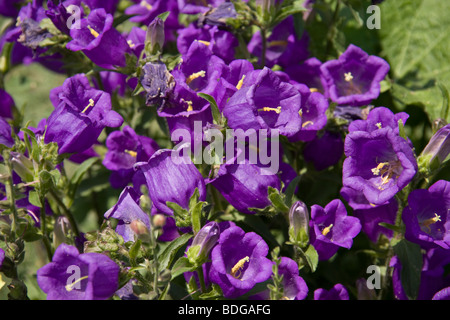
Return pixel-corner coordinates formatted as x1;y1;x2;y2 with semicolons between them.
322;224;333;236
258;106;282;114
65;275;89;292
186;70;206;85
231;256;249;280
82;99;95;114
87;25;99;38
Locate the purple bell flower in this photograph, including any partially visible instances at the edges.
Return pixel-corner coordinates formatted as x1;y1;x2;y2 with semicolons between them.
309;199;361;260
0;117;14;148
314;283;350;300
125;0;180;33
348;106;409;135
37;243;120;300
285;57;324;93
44;74;124;155
66;8;132;69
342;127;418;205
104;186;151;243
303;131;344;171
273;257;309;300
223;67;302;138
178;0;226;15
209;225;273;298
288;82;329;142
134;149;207;215
403;180;450;250
103;126;159;189
320;44;390;106
0;0;22;17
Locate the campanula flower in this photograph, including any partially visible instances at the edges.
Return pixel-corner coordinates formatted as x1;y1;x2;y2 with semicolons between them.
37;243;120;300
303;131;344;171
0;117;14;148
314;283;350;300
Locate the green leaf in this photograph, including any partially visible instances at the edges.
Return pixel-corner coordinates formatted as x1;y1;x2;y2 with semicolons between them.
170;257;196;280
267;186;290;214
129;239;142;260
303;244;319;273
191;201;204;235
197;92;223;125
157;11;170;22
68;157;99;199
393;239;423;300
158;233;193;271
284;175;301;207
28;190;41;207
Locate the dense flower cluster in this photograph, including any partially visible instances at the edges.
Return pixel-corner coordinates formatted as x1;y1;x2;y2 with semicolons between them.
0;0;449;302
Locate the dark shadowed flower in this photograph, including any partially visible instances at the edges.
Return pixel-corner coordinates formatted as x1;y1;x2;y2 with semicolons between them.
314;283;349;300
403;180;450;250
223;67;302;138
103;126;159;189
0;117;14;148
44;74;123;155
0;0;22;17
309;199;361;260
209;225;273;298
286;57;324;93
66;8;131;68
320;44;390;106
134;149;206;215
37;243;120;300
247;16;309;68
303;131;344;171
0;88;15;119
342;127;417;205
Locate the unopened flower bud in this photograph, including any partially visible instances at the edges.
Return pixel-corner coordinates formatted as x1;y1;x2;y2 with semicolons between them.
418;123;450;172
188;221;220;264
152;214;167;228
130;219;149;236
146;17;165;55
289;201;310;248
10;152;34;182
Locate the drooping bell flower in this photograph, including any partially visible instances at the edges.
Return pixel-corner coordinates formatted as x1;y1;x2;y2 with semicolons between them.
342;127;418;205
103;126;159;189
66;8;132;69
288;82;328;142
309;199;361;260
247;16;309;68
36;243;120;300
314;283;350;300
403;180;450;250
320;44;390;106
223;67;302;138
303;131;344;171
209;225;274;298
44;74;124;155
177;23;238;64
140;61;175;108
104;186;151;243
134;149;207;215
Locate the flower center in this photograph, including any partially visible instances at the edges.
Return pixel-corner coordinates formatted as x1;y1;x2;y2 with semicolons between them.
65;275;89;292
322;224;333;236
344;72;354;82
181;99;194;112
186;70;206;85
140;0;153;10
236;75;246;90
197;40;210;46
231;256;249;280
268;40;288;48
302;121;314;128
258;106;282;114
125;150;137;158
310;88;319;93
371;161;401;190
420;213;441;233
127;39;136;49
81;99;95;114
87;25;99;38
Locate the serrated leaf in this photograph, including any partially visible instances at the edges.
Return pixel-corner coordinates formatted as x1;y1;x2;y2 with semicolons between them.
158;233;193;271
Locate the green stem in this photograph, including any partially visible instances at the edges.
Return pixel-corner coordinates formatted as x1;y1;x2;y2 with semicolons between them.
197;266;207;294
260;28;267;68
2;150;18;240
49;188;80;237
39;194;53;261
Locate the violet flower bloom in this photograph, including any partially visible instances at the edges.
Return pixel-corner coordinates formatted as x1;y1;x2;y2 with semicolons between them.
0;117;14;148
104;187;151;243
177;23;238;64
348;106;409;135
45;0;79;36
286;58;324;93
103;126;159;189
314;283;349;300
248;16;309;68
134;149;207;215
309;199;361;260
44;74;123;155
223;67;302;138
320;44;390;106
125;0;180;32
178;0;226;15
198;2;237;28
342;127;418;205
341;186;397;243
0;0;22;17
67;9;131;69
209;226;273;298
303;131;344;171
403;180;450;250
37;243;120;300
126;26;146;58
288;83;328;142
